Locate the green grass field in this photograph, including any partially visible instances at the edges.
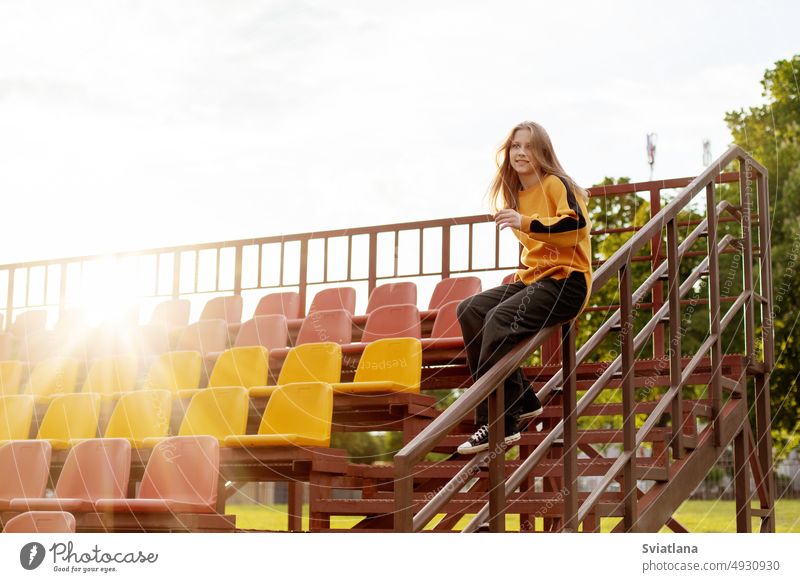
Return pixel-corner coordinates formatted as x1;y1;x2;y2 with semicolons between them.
229;499;800;532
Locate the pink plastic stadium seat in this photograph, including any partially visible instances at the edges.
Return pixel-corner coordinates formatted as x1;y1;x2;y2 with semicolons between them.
0;441;52;510
421;300;466;352
254;292;301;319
10;438;131;512
501;272;517;284
365;282;417;313
200;296;243;325
428;277;482;310
178;319;229;356
3;511;76;533
308;287;357;315
95;435;220;514
361;304;421;342
295;309;353;346
234;315;289;350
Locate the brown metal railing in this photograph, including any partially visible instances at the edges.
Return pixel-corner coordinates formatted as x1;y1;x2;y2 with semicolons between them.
394;145;774;533
0;174;738;337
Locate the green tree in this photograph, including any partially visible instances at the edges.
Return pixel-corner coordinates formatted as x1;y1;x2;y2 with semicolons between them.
725;54;800;459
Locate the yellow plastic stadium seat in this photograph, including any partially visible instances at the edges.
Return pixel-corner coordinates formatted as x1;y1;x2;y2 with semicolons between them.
249;342;341;398
332;337;422;394
225;382;333;448
103;390;172;447
143;386;248;447
81;355;139;400
0;361;23;396
181;347;269;400
0;395;35;441
36;393;101;449
142;351;202;395
24;358;80;403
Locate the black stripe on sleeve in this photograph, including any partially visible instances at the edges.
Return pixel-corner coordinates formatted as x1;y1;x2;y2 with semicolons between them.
528;176;587;234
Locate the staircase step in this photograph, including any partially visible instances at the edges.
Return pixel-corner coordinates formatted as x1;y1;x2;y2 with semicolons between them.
436;427;676;451
313;494;626;517
536;399;713;419
350;456;669;481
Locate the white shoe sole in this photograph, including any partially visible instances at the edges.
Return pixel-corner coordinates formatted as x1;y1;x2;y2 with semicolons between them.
518;407;544;422
457;432;521;455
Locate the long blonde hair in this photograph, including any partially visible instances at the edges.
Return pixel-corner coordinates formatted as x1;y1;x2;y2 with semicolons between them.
486;121;589;212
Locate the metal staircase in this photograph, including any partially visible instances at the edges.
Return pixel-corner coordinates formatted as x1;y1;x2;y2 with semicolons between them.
381;144;776;533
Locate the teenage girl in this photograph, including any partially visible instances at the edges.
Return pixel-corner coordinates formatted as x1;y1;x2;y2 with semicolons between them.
456;121;593;454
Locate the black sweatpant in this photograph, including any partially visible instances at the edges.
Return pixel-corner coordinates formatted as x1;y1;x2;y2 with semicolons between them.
455;271;588;427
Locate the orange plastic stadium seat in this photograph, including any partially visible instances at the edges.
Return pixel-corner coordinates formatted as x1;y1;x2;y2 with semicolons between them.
234;315;289;350
149;299;191;329
177;319;229;356
428;276;482;310
3;511;76;533
200;296;243;325
308;287;357;315
360;304;421;342
333;338;422;394
0;395;35;441
226;382;333;448
95;435;220;514
9;438;131;512
365;281;417;313
0;361;23;396
294;309;353;345
0;441;52;510
249;342;341;398
254;291;301;319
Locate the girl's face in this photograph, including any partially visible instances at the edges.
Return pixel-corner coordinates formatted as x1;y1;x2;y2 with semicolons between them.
508;128;537;176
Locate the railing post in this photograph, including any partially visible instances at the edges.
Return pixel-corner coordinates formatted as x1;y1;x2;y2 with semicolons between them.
171;252;181;300
368;232;377;298
649;187;665;360
705;182;723;447
755;170;776;532
299;238;309;317
394;455;413;532
487;383;506;532
666;219;684;458
733;427;752;532
619;263;638;531
5;269;14;332
233;244;243;296
441;224;451;279
561;322;578;531
739;159;756;362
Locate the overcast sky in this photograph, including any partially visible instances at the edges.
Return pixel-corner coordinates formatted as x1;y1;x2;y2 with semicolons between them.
1;0;797;265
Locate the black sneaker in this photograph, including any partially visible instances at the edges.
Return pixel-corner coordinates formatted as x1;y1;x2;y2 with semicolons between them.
457;423;521;455
518;389;544;421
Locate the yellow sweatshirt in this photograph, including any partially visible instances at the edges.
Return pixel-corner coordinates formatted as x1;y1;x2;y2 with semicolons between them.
510;173;593;315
